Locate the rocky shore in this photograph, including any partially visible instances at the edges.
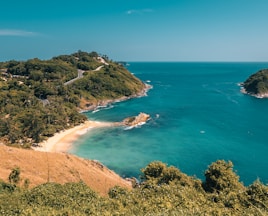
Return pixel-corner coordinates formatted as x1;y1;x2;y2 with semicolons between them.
240;86;268;99
79;83;152;113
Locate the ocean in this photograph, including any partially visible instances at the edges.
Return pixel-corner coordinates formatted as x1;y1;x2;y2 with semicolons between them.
70;62;268;185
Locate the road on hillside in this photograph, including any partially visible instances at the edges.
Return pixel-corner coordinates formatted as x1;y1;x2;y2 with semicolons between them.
64;57;108;86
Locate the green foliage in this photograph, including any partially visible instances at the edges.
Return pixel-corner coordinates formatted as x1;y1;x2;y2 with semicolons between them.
108;185;128;199
0;160;268;215
8;167;21;184
141;161;166;180
246;180;268;210
0;51;145;146
141;161;197;187
72;63;144;99
0;180;17;193
243;69;268;95
203;160;244;193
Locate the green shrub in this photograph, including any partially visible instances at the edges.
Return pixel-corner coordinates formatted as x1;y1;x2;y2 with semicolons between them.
203;160;244;193
8;167;21;185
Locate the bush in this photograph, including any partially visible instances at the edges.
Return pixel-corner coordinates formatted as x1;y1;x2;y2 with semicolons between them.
246;179;268;209
8;167;20;185
203;160;245;193
141;161;167;180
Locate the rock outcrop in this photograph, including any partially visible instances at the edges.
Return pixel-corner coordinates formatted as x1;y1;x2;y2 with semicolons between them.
122;113;150;127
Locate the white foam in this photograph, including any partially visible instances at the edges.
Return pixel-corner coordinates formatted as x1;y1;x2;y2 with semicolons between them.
124;122;146;130
92;109;100;113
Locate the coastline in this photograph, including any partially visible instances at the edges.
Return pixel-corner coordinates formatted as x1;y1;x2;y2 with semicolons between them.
240;86;268;99
79;83;152;113
33;120;117;153
33;83;152;153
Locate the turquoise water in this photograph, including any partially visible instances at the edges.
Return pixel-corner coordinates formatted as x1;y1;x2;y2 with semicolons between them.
70;62;268;185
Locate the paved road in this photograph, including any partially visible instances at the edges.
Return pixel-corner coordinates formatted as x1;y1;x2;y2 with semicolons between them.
64;69;85;86
64;57;109;86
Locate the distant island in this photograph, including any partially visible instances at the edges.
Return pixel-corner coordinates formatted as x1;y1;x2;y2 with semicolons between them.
0;51;150;147
242;69;268;98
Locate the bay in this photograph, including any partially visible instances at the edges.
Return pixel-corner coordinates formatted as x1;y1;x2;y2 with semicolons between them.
70;62;268;185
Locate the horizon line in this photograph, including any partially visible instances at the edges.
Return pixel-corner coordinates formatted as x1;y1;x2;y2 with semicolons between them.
123;60;268;63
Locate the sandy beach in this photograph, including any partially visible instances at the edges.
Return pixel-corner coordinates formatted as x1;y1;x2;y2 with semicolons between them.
32;84;152;153
33;120;117;153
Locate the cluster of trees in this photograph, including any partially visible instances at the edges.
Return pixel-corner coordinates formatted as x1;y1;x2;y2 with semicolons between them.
0;51;145;146
0;160;267;215
72;64;144;99
243;69;268;95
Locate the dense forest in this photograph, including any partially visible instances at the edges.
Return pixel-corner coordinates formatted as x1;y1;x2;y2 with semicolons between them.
243;69;268;96
0;51;145;146
0;160;267;215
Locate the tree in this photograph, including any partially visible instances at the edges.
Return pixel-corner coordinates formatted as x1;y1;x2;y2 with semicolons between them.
8;167;20;185
19;110;45;143
29;70;44;81
0;119;8;136
202;160;244;193
141;161;167;181
34;83;56;99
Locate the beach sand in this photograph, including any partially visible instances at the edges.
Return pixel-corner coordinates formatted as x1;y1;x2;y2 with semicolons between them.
33;120;117;153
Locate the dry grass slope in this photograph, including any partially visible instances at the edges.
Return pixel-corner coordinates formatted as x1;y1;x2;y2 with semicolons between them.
0;145;131;196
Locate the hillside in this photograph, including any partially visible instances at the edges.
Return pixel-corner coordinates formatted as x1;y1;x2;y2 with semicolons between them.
0;145;131;196
0;51;147;146
242;69;268;98
1;156;268;215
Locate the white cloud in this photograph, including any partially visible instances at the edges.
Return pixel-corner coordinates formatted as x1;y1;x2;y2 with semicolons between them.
126;9;154;15
0;29;37;36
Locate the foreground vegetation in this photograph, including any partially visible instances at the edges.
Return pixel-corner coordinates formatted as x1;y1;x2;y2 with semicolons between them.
0;51;145;146
1;160;267;215
243;69;268;96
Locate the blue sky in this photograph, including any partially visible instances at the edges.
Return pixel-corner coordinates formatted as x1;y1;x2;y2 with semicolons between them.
1;0;268;61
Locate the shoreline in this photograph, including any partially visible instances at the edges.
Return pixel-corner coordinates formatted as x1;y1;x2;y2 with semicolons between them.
33;120;117;153
33;83;152;153
240;86;268;99
79;83;152;113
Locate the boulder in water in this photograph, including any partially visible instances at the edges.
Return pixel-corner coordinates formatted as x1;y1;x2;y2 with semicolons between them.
123;113;150;127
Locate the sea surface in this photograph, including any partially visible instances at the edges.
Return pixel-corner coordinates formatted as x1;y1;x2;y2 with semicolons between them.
70;62;268;185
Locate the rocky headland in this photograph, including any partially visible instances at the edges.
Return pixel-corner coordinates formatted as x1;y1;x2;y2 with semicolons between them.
242;69;268;98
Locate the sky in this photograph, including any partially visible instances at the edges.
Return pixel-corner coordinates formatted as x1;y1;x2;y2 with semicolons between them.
1;0;268;62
